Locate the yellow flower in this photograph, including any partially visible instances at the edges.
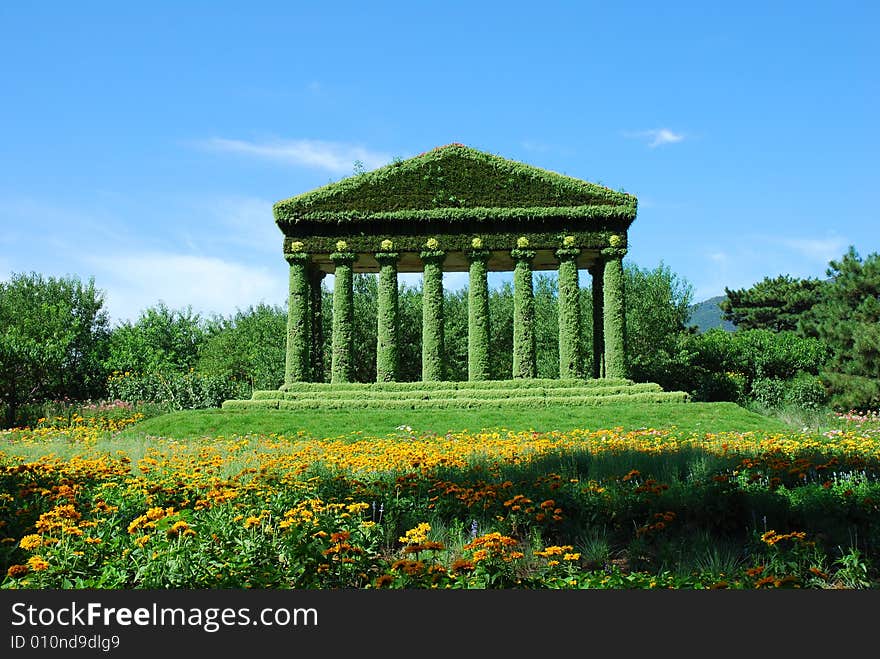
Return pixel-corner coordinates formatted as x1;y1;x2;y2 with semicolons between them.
471;237;483;249
563;553;580;561
134;535;150;548
289;241;304;253
426;237;439;250
516;236;529;248
335;240;348;252
609;234;622;247
244;516;262;529
26;555;49;572
7;564;28;578
19;534;42;551
563;235;576;247
399;522;431;545
380;239;394;251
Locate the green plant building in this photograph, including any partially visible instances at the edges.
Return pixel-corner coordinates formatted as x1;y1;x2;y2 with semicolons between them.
273;144;633;385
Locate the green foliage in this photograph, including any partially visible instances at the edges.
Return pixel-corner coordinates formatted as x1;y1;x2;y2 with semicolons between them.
800;247;880;411
351;274;378;383
105;302;205;375
274;144;636;228
197;304;286;390
375;253;400;382
512;250;537;378
283;256;311;384
623;261;694;385
420;252;445;381
330;253;355;383
602;256;627;378
283;230;623;259
656;329;830;406
0;272;109;427
107;370;248;411
557;250;583;379
467;251;491;380
722;274;825;332
489;282;514;380
443;289;469;382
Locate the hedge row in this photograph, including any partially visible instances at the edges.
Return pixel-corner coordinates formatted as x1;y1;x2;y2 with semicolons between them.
270;377;634;394
274;144;636;228
260;382;664;402
222;390;688;411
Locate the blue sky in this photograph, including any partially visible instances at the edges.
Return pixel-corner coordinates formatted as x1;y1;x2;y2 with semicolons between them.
2;1;877;322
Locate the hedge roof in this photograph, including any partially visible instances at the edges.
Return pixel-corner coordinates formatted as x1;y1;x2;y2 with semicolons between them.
274;144;637;233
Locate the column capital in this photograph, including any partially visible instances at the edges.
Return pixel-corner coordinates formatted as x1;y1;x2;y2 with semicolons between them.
374;250;400;265
555;247;581;262
329;251;357;266
419;249;446;265
600;247;628;259
284;251;310;265
510;248;537;262
466;248;491;263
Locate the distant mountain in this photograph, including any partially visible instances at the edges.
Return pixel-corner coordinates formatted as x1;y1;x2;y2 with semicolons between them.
687;295;736;333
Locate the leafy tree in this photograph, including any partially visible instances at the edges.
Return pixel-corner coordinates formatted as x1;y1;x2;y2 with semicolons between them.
350;274;378;383
582;262;694;384
443;288;469;381
105;302;206;375
0;272;109;427
198;304;287;390
721;275;824;332
534;274;559;379
488;281;514;379
800;247;880;410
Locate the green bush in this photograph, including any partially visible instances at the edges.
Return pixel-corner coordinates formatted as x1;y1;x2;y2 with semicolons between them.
783;373;829;411
750;377;788;409
107;371;249;411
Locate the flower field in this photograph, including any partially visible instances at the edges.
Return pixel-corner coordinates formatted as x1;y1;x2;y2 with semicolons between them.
1;409;879;589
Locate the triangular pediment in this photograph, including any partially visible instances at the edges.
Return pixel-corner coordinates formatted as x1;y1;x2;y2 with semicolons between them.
274;144;636;227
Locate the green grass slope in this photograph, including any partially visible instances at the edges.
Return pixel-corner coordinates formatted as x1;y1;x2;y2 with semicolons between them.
122;401;786;440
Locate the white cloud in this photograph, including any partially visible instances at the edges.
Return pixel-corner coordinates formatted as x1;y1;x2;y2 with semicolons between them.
623;128;685;148
777;236;848;266
197;137;391;174
85;252;288;323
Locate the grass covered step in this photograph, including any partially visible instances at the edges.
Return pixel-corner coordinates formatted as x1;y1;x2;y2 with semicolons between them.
222;389;688;411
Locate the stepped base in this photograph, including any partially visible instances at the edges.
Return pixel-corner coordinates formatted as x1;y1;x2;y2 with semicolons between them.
222;378;690;411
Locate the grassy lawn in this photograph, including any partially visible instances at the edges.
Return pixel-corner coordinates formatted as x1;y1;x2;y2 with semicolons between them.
121;401;787;440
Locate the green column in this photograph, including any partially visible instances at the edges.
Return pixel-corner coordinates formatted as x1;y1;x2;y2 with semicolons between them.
330;250;356;384
589;264;605;379
602;249;627;378
467;248;491;381
556;247;582;379
375;249;400;382
309;268;326;382
284;251;310;386
420;249;446;381
511;246;537;379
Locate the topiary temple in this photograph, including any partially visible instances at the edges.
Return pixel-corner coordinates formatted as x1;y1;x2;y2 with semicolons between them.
223;144;689;410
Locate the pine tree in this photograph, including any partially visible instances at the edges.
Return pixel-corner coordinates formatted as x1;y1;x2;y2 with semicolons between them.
721;275;824;332
800;247;880;410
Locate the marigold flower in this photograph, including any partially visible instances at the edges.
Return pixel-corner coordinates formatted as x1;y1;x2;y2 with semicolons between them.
19;534;42;551
26;555;49;572
7;564;29;578
374;574;394;588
